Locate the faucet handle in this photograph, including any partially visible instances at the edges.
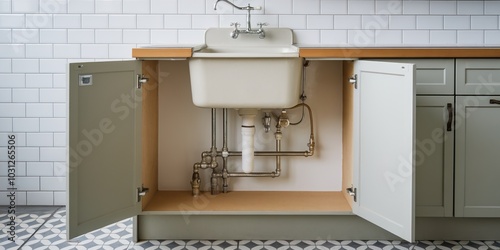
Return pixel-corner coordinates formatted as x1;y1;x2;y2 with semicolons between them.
257;22;268;29
230;22;240;28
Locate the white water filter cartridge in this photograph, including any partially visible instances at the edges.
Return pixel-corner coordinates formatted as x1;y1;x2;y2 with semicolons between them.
240;112;256;173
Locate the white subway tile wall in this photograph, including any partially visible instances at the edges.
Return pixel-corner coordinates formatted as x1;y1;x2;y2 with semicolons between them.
0;0;499;205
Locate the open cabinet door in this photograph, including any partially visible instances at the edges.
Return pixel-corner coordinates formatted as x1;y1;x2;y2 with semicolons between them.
68;61;143;239
351;60;415;242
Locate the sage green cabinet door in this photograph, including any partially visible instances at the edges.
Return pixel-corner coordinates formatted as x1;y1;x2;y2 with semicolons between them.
456;59;500;95
68;61;143;239
455;96;500;217
415;96;454;217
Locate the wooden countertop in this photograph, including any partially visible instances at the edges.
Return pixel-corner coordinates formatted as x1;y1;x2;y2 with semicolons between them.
299;47;500;58
132;46;500;59
132;45;203;58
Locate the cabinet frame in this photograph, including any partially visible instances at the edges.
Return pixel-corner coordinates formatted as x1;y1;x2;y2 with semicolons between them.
68;59;417;241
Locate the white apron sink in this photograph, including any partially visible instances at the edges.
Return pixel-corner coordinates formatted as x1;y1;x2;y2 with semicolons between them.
189;28;302;109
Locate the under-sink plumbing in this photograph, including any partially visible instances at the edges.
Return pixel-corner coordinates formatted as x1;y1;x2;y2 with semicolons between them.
262;112;272;133
190;103;316;196
213;0;267;39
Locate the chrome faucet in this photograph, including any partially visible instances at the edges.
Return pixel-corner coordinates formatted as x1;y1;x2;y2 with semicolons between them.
213;0;267;39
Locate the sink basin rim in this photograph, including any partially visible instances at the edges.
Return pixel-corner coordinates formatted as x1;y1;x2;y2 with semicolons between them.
192;45;300;58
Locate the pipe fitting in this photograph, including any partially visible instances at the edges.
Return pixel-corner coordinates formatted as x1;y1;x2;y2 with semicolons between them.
275;130;282;141
262;112;272;133
211;175;219;195
307;136;315;156
272;168;281;178
191;172;201;196
277;109;290;128
195;160;218;170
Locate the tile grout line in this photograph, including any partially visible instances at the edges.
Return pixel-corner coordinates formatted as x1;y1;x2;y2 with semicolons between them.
17;206;63;249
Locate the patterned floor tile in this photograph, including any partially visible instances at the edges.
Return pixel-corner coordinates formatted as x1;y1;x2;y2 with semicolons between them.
458;241;490;250
288;240;316;250
340;240;368;250
314;240;343;250
412;241;437;250
263;240;292;250
136;240;187;250
184;239;239;250
2;206;500;250
211;240;238;250
240;240;265;250
0;206;58;250
364;240;395;250
431;240;463;250
485;241;500;250
387;241;413;250
130;241;159;250
185;240;213;250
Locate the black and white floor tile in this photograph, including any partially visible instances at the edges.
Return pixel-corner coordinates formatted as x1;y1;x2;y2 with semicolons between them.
1;206;499;250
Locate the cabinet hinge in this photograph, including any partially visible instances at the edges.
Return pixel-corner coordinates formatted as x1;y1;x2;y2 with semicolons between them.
346;185;357;202
349;74;358;89
136;74;149;89
137;185;149;202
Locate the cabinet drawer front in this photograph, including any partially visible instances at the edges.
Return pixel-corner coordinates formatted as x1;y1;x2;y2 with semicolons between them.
373;59;454;95
456;59;500;95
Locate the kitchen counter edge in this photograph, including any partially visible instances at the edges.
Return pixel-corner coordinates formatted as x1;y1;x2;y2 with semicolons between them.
132;46;500;59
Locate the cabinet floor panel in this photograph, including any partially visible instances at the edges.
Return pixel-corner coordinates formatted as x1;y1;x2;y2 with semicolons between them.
142;191;352;215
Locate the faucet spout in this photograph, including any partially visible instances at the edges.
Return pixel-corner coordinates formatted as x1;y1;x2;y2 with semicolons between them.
214;0;242;10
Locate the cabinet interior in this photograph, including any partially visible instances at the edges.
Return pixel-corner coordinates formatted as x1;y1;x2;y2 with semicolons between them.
140;60;355;213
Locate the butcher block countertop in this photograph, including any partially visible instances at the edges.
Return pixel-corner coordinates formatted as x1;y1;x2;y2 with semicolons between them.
132;45;500;59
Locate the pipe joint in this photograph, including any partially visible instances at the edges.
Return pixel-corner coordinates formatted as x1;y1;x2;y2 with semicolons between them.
191;172;201;196
210;147;218;158
306;136;315;157
196;160;218;169
210;175;219;195
277;109;290;128
273;169;281;178
274;131;282;141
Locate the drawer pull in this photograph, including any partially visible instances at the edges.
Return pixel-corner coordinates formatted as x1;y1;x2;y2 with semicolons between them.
490;99;500;105
446;103;453;132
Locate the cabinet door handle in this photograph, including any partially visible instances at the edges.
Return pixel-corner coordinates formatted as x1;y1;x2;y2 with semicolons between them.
446;103;453;132
490;99;500;105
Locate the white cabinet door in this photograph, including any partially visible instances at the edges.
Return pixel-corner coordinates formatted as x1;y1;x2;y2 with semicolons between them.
352;60;415;242
68;61;143;239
